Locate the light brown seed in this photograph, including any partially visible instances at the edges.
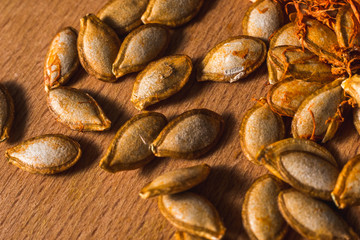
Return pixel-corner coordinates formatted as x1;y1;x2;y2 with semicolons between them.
0;84;14;142
131;55;192;110
239;98;285;165
242;175;288;240
141;0;204;27
139;164;210;199
5;134;81;174
44;27;79;91
278;189;358;240
267;53;281;84
112;24;170;78
47;87;111;131
77;14;120;82
99;112;167;172
341;74;360;104
97;0;149;35
269;22;301;48
158;192;226;240
151;109;224;159
197;36;266;82
174;231;206;240
335;4;360;48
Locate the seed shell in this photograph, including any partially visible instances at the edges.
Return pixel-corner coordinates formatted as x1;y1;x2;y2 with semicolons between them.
0;84;14;142
341;74;360;105
44;27;79;91
139;164;210;199
197;36;266;83
47;87;111;131
151;109;224;159
131;55;192;110
99;112;167;172
335;4;360;48
267;53;281;84
5;134;81;174
269;22;301;48
174;231;206;240
158;192;226;240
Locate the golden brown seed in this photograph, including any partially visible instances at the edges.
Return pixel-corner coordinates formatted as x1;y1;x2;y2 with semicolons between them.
151;109;224;159
239;98;285;165
5;134;81;174
269;22;301;48
44;27;79;91
158;192;226;240
341;74;360;104
0;84;14;142
99;112;167;172
112;24;170;78
242;175;288;240
77;14;120;82
267;53;281;85
47;87;111;131
332;155;360;209
131;55;192;110
278;189;358;240
174;231;206;240
139;164;210;199
141;0;204;27
335;4;360;48
242;0;284;41
197;36;266;83
97;0;149;35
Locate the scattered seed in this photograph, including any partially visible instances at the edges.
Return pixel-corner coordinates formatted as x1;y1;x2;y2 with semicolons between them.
341;74;360;104
0;84;14;142
335;4;360;48
269;22;301;48
174;231;206;240
267;53;281;84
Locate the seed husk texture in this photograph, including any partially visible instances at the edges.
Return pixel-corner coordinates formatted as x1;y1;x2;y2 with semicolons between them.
5;134;81;174
269;22;301;48
174;231;206;240
0;84;14;142
341;74;360;105
335;4;360;48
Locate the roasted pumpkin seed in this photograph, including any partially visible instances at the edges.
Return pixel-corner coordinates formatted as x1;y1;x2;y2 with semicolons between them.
335;4;360;48
151;109;224;159
141;0;204;27
99;112;167;172
174;231;206;240
47;87;111;131
158;192;226;240
278;189;358;240
269;22;301;48
78;14;120;82
112;24;170;78
139;164;210;199
242;175;288;240
239;98;285;165
131;55;192;110
0;84;14;142
44;27;79;91
267;53;281;84
341;74;360;104
197;36;266;82
5;134;81;174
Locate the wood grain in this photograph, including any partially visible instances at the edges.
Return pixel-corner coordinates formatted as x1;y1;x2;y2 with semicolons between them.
0;0;359;239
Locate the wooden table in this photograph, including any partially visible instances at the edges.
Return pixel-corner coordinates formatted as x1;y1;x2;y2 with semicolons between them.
1;0;359;239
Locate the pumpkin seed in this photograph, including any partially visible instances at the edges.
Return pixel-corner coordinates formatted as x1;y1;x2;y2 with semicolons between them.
341;74;360;104
99;112;167;172
0;84;14;142
47;87;111;131
278;189;358;240
197;36;266;83
332;155;360;209
97;0;149;35
77;14;120;82
267;53;281;84
242;175;288;240
335;4;360;48
174;231;206;240
5;134;81;174
44;27;79;91
353;107;360;135
267;79;324;117
139;164;210;199
242;0;284;41
141;0;204;27
292;78;345;142
158;192;226;240
239;98;285;165
151;109;224;159
269;22;301;48
112;24;170;78
131;55;192;110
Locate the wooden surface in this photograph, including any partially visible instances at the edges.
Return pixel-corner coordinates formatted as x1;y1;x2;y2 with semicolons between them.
0;0;359;239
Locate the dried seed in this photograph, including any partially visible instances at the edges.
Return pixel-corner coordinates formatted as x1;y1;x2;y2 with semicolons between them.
158;192;226;240
197;36;266;83
47;87;111;131
0;84;14;142
141;0;204;27
97;0;149;35
131;55;192;110
139;164;210;199
353;107;360;135
151;109;224;159
174;231;206;240
269;22;301;48
44;27;79;91
77;14;120;82
278;189;358;240
267;53;281;84
112;24;170;78
335;4;360;48
242;0;284;41
332;155;360;209
99;112;167;172
5;134;81;174
341;74;360;104
239;98;285;165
